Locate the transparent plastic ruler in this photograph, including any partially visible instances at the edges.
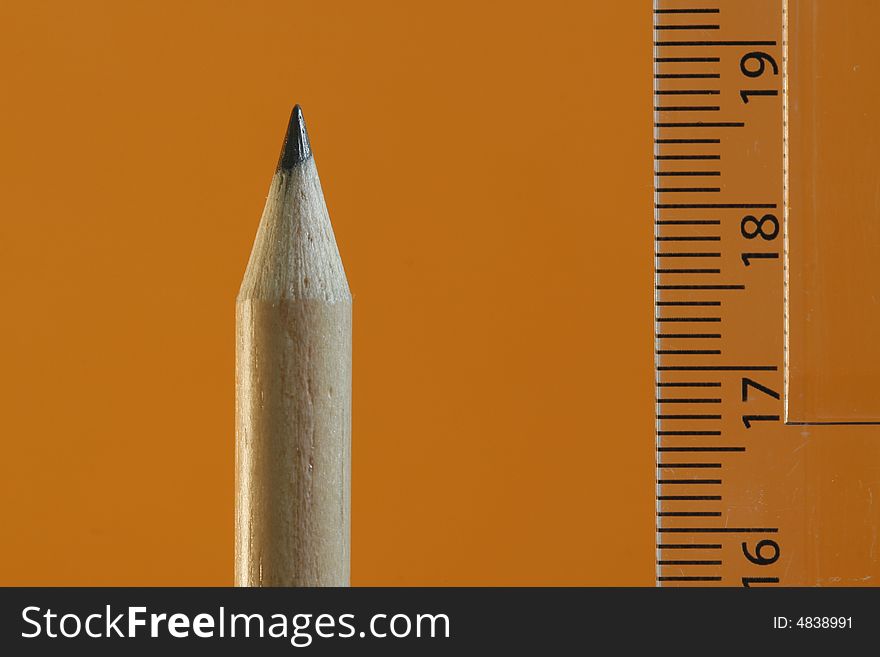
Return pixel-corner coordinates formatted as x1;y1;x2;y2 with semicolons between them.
652;0;880;587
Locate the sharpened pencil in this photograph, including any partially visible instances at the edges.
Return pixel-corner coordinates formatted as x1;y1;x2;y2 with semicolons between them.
235;106;351;586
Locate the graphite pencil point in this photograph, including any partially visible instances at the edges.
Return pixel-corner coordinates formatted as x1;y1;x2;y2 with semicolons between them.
277;104;313;171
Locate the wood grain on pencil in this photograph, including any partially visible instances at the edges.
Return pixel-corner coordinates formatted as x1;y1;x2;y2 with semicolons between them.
235;106;351;586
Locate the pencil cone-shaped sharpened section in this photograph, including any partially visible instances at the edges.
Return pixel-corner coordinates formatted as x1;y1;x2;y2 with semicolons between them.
277;104;312;171
239;106;349;304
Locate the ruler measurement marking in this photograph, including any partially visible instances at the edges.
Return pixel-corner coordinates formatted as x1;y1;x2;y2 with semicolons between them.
657;561;723;566
655;138;721;143
655;73;721;79
655;252;720;257
658;576;722;582
656;284;743;289
656;301;721;307
658;495;723;501
654;25;721;31
655;237;723;243
657;431;722;436
655;172;721;177
656;219;721;225
656;203;775;209
654;9;720;15
654;155;721;160
656;413;722;418
654;40;777;47
656;188;721;193
654;57;721;63
654;89;720;95
656;382;721;387
658;447;744;453
658;512;722;517
658;365;776;371
658;528;778;534
655;122;744;128
653;106;720;111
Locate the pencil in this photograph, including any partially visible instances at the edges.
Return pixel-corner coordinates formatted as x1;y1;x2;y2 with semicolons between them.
235;106;351;586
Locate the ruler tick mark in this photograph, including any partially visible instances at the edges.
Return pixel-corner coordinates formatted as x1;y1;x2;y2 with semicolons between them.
657;284;743;290
655;236;721;244
656;412;722;418
658;365;777;372
655;89;720;95
657;431;722;436
655;57;721;63
657;495;723;501
654;25;721;31
656;220;721;225
655;252;720;257
654;154;721;160
655;122;744;128
654;40;777;47
656;203;776;209
655;73;721;79
658;527;778;534
653;106;720;111
654;9;720;15
658;447;744;454
657;561;723;567
655;138;721;143
657;188;721;193
658;512;722;517
655;171;721;177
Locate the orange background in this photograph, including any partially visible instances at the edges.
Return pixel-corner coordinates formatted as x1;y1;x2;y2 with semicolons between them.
0;1;653;585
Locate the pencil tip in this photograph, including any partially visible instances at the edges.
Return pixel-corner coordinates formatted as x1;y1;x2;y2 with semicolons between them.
277;105;312;171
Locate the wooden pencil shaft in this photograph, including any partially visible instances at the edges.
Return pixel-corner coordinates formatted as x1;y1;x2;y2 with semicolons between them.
235;109;351;586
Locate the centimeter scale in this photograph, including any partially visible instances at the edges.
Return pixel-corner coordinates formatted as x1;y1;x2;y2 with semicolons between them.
654;0;880;586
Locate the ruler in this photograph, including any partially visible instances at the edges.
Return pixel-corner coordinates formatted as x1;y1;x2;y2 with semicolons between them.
653;1;880;586
654;0;786;587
